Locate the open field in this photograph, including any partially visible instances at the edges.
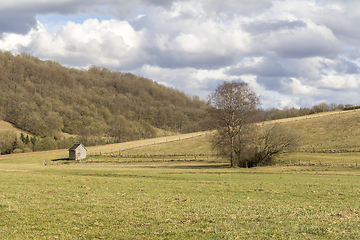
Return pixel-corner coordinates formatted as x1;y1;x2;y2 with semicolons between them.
0;131;360;239
1;110;360;238
1;161;360;239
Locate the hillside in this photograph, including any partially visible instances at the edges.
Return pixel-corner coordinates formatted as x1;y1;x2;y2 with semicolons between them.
0;121;27;137
0;51;210;153
274;109;360;152
2;108;360;163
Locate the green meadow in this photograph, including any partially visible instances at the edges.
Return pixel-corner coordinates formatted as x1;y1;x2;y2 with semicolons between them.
2;110;360;239
1;161;360;239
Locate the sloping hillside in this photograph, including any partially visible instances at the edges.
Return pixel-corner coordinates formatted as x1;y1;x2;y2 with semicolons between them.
0;51;209;140
0;121;25;137
277;109;360;152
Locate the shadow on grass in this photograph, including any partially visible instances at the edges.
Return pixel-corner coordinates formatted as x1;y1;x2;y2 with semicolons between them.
51;158;76;164
141;163;230;169
51;158;71;162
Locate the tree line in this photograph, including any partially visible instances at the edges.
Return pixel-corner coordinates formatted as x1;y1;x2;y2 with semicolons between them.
261;102;352;121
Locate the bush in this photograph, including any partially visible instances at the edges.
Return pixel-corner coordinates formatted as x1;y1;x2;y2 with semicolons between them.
22;147;32;153
213;123;300;168
34;137;58;151
12;149;23;154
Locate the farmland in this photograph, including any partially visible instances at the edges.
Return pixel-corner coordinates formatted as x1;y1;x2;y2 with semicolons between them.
1;160;360;239
1;110;360;239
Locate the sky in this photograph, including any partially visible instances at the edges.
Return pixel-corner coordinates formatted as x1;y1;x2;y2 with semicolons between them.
0;0;360;109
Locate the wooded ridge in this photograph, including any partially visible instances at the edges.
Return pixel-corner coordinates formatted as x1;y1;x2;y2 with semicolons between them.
0;51;209;152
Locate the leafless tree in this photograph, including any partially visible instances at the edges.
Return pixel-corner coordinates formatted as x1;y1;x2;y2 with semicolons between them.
208;81;260;167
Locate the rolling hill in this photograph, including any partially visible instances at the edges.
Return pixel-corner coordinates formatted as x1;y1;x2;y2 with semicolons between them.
0;51;210;154
2;106;360;160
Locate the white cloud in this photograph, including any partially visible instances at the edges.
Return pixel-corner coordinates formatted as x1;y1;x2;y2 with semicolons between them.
1;18;147;69
319;74;359;90
0;30;33;51
174;33;204;53
289;78;320;95
2;0;360;109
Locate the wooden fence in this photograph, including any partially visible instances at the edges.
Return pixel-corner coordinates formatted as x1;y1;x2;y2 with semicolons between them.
85;151;224;163
284;159;360;168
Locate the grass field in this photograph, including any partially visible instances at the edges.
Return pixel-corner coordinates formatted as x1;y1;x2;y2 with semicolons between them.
1;110;360;239
1;132;360;239
1;161;360;239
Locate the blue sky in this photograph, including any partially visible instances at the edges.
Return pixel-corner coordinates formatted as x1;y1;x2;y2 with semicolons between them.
1;0;360;109
37;13;113;33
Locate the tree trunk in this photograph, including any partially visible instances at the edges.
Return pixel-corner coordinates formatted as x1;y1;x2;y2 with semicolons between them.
230;135;234;167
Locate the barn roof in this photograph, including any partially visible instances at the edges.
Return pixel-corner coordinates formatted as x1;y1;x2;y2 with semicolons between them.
69;143;88;151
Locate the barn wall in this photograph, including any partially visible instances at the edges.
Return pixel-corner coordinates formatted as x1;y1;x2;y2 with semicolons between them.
76;147;87;160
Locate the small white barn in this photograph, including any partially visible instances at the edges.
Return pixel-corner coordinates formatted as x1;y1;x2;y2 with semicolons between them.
69;143;87;160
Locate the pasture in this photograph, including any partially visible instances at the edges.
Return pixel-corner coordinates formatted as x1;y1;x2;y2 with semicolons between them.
1;161;360;239
2;110;360;239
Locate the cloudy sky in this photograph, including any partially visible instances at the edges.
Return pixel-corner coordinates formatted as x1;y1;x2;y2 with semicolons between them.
1;0;359;109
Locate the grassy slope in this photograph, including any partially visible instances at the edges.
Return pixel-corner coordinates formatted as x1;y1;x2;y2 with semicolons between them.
0;120;28;138
273;109;360;166
280;109;360;151
0;120;75;139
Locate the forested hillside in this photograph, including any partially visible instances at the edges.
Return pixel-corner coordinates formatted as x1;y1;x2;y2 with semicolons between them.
0;51;209;153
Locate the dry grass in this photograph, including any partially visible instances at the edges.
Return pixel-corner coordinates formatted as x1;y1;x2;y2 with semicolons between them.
0;120;31;138
264;110;360;152
87;131;209;154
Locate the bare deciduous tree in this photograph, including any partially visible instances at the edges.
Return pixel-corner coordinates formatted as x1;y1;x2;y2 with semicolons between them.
208;81;260;167
209;81;300;168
